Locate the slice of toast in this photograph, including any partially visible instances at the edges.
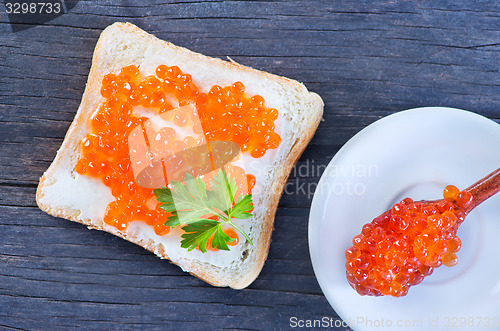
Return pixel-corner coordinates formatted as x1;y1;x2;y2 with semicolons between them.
36;22;323;289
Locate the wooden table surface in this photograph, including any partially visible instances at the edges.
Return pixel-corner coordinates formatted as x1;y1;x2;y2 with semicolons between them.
1;1;499;330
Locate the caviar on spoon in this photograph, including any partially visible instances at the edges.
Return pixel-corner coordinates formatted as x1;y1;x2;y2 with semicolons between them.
345;167;500;297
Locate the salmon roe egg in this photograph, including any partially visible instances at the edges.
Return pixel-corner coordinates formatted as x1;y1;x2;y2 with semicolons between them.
443;185;459;201
345;186;472;297
76;65;280;248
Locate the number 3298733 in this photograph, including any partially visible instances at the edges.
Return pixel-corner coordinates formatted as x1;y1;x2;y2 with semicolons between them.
5;2;63;15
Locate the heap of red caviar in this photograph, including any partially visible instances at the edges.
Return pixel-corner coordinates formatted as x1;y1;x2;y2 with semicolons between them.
345;185;473;297
75;64;279;239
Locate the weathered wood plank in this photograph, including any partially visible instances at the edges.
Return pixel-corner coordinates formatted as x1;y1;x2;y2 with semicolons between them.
0;206;337;329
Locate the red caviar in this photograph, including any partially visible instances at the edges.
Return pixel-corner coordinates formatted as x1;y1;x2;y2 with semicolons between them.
345;185;472;297
75;65;280;243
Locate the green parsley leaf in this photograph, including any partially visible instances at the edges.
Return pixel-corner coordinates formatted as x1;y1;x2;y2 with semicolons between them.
156;173;218;228
229;194;253;219
155;169;254;253
180;219;219;253
207;170;237;213
212;226;233;251
180;219;235;252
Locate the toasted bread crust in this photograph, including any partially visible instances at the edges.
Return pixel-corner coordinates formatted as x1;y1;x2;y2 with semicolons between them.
36;22;324;289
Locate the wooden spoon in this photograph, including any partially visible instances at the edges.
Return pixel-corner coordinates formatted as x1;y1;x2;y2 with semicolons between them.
345;167;500;297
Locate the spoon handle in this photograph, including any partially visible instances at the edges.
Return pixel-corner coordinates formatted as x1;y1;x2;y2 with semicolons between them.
464;167;500;213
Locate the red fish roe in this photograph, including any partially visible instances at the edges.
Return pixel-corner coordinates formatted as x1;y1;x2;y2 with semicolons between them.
75;64;279;243
345;185;472;297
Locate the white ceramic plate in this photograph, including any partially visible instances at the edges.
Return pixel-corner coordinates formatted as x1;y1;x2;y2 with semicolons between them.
309;107;500;331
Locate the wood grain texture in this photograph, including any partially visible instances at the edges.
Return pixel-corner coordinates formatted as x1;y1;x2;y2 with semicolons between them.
1;0;499;329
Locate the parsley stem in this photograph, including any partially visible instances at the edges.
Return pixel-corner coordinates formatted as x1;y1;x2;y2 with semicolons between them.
211;209;229;222
227;218;253;245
